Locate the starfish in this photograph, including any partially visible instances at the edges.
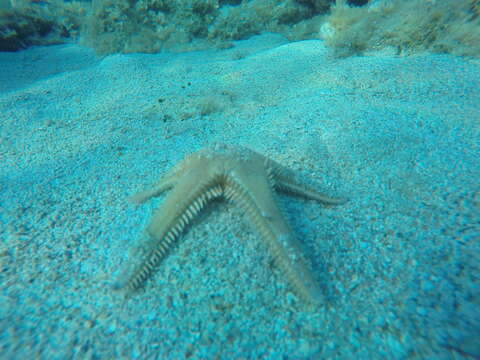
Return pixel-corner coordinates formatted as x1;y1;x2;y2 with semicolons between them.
117;143;344;304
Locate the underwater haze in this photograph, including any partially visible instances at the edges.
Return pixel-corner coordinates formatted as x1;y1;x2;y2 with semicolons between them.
0;0;479;359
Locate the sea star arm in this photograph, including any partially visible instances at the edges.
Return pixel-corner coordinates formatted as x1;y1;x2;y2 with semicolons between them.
128;177;177;205
275;175;346;205
127;164;184;205
225;165;324;304
266;160;345;204
121;171;223;291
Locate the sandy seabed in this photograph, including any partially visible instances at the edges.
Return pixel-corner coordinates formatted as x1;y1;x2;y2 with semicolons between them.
0;35;479;359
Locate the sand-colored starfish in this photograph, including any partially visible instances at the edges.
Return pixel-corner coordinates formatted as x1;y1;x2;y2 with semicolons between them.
117;143;344;304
